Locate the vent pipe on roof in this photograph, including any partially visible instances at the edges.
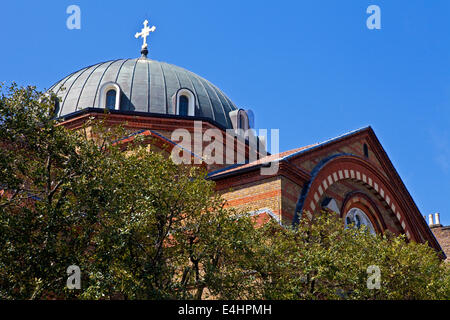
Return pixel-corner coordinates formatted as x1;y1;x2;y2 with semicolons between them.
428;214;434;226
435;213;441;225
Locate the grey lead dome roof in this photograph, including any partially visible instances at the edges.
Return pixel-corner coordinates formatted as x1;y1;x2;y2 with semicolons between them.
49;57;238;129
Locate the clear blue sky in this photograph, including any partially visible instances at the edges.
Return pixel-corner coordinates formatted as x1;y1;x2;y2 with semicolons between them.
1;0;449;225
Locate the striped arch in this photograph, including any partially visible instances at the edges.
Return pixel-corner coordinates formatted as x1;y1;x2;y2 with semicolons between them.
296;154;415;241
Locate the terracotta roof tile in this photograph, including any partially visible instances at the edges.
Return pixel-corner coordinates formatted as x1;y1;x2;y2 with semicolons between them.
208;126;371;178
208;144;317;177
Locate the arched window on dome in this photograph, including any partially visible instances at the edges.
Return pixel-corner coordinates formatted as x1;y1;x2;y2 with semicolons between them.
179;95;189;116
237;110;249;131
344;207;375;235
106;90;117;109
175;89;195;116
99;82;121;111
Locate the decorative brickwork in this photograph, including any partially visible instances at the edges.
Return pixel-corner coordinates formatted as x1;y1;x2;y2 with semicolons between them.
219;177;282;222
211;126;443;256
431;226;450;261
59;111;446;258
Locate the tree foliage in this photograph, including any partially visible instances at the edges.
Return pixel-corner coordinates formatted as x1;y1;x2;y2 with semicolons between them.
0;84;448;300
249;214;450;300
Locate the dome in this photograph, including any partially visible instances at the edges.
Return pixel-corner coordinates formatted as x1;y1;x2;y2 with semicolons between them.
49;57;238;129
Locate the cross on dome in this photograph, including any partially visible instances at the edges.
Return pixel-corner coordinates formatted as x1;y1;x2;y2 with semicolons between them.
135;19;156;56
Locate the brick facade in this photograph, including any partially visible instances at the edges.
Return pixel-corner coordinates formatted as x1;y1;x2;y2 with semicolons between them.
60;111;446;257
431;225;450;261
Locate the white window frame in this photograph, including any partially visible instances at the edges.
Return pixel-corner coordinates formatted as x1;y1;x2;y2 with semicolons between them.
174;88;195;116
229;109;249;132
99;82;121;110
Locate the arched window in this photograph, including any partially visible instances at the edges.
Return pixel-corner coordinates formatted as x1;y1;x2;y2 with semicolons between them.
99;82;121;110
363;143;369;158
179;95;189;116
344;207;375;235
106;89;117;109
237;110;249;130
174;89;195;116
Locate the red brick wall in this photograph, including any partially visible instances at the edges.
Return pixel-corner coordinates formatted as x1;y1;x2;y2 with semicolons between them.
293;139;385;179
431;226;450;261
280;176;304;223
219;176;282;220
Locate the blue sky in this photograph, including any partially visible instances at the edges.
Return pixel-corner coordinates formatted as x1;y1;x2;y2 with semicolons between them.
1;0;449;225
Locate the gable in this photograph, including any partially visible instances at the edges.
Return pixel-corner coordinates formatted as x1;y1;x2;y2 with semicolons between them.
288;130;386;180
285;127;443;255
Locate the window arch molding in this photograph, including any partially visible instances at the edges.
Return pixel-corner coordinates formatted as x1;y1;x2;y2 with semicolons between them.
99;82;121;110
173;88;196;116
229;109;250;132
294;154;414;240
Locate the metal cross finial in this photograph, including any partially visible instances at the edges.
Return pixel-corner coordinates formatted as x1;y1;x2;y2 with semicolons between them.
135;19;156;54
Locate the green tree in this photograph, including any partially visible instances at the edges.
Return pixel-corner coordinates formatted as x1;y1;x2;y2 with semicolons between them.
249;211;450;300
0;84;448;300
0;84;257;299
0;83;99;299
75;143;259;300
